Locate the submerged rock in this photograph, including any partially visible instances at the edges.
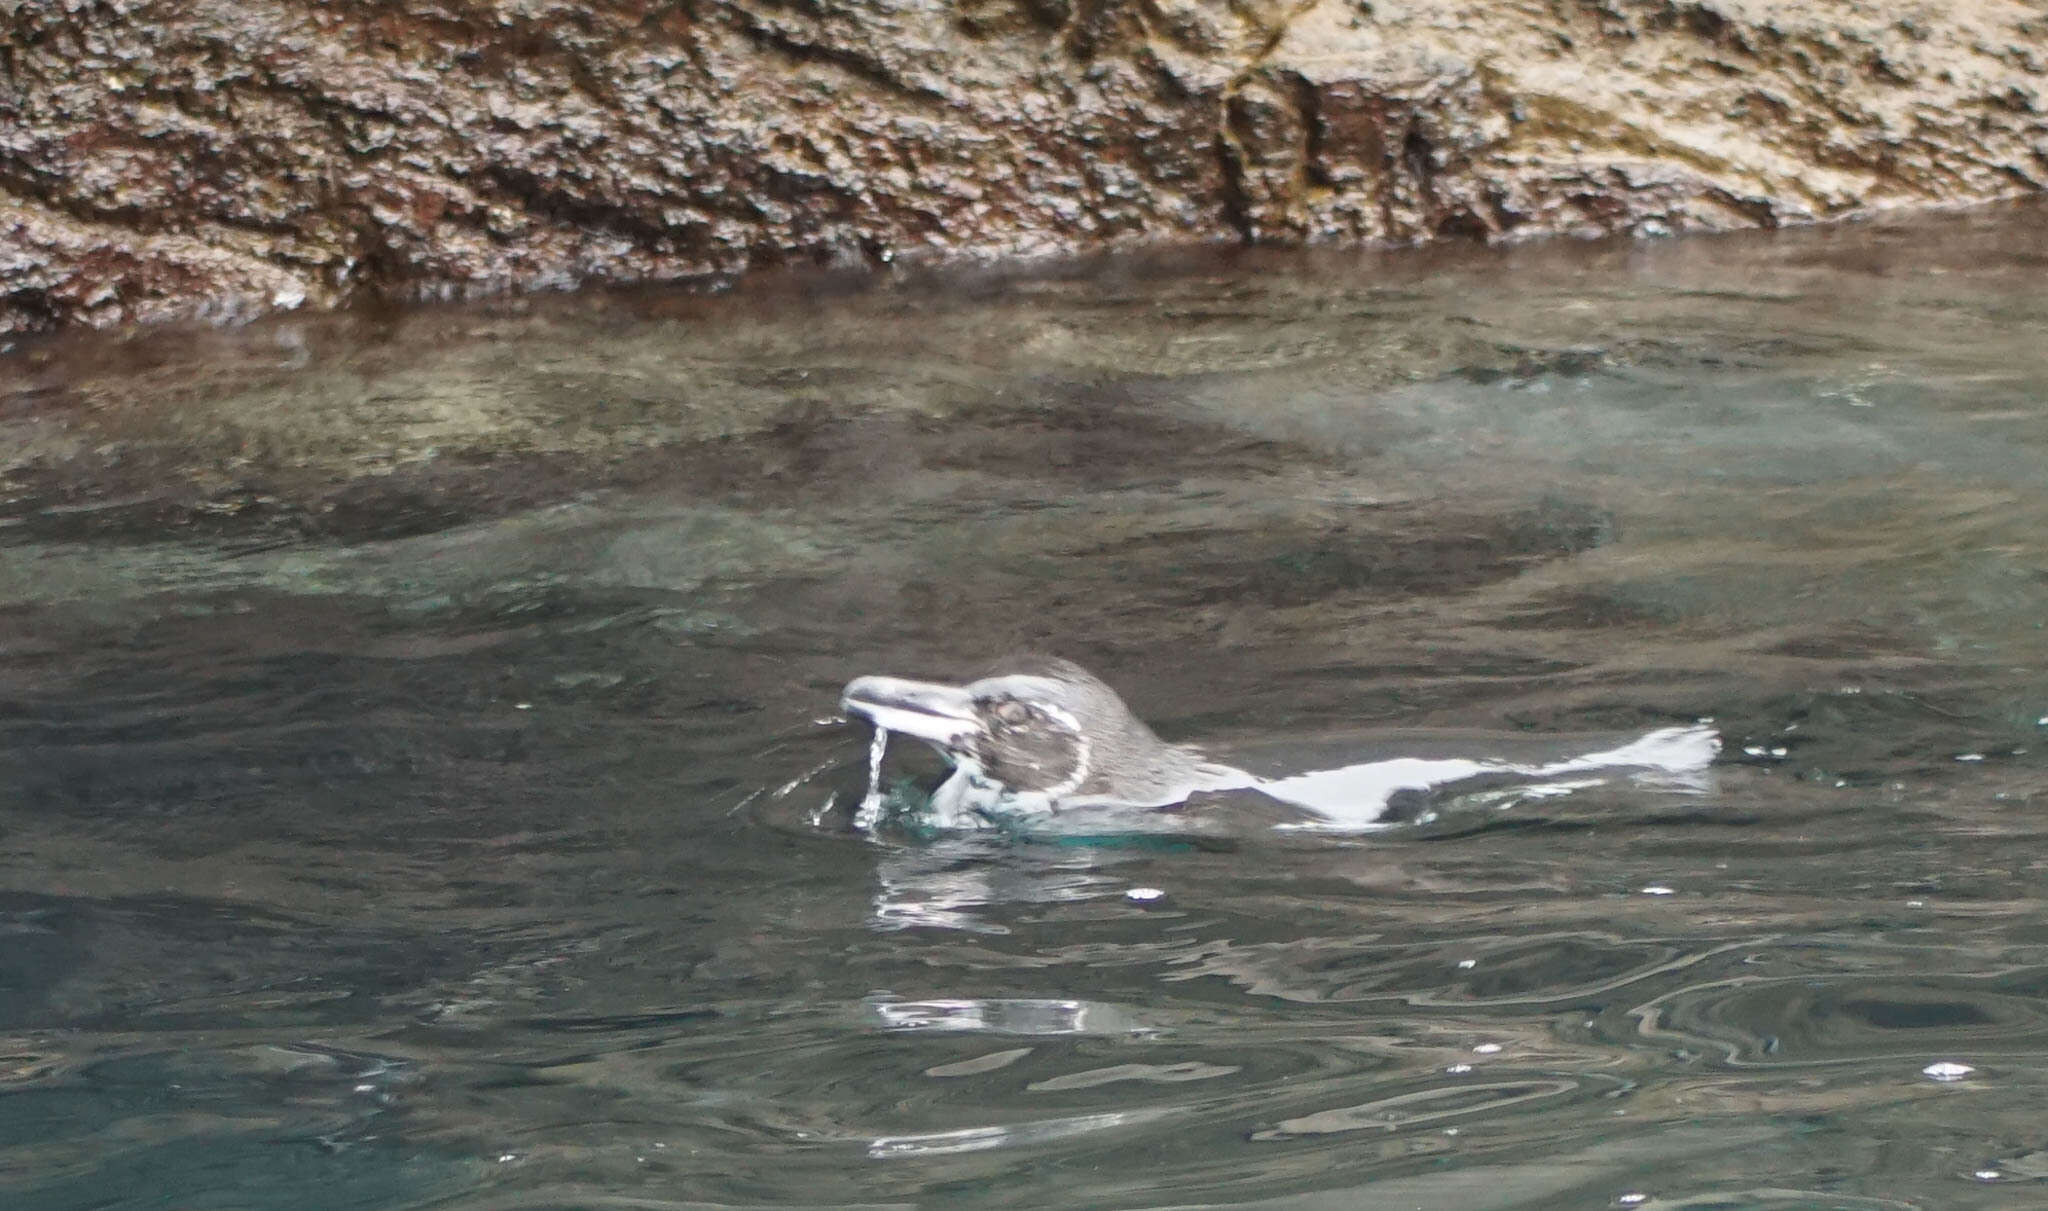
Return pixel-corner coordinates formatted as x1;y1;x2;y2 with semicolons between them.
2;0;2046;332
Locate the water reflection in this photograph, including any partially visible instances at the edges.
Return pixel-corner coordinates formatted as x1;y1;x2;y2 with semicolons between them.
869;840;1130;934
868;1107;1160;1159
1252;1077;1587;1138
867;997;1146;1036
1629;964;2048;1068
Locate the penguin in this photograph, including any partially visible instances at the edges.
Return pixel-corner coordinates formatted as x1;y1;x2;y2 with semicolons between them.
841;656;1719;830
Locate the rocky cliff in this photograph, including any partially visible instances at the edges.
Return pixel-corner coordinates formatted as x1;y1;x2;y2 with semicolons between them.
5;0;2046;334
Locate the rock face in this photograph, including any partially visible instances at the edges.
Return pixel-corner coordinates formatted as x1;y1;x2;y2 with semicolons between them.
4;0;2046;334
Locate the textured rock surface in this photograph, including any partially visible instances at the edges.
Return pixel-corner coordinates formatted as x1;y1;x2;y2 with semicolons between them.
4;0;2047;334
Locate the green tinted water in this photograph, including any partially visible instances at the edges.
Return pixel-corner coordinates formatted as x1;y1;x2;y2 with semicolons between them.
3;207;2048;1209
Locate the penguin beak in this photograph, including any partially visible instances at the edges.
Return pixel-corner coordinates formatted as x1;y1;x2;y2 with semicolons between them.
841;676;980;747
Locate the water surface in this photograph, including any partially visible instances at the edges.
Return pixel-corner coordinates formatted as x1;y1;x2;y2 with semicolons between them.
4;208;2048;1209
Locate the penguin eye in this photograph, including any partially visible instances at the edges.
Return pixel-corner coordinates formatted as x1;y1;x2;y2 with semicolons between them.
990;699;1030;726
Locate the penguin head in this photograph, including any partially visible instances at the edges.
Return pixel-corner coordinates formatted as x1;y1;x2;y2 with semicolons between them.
842;657;1131;798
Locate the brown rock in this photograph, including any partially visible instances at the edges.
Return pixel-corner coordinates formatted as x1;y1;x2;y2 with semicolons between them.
3;0;2045;334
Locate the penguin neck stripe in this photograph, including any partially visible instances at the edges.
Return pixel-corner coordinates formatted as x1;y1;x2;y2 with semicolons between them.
1034;701;1091;800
